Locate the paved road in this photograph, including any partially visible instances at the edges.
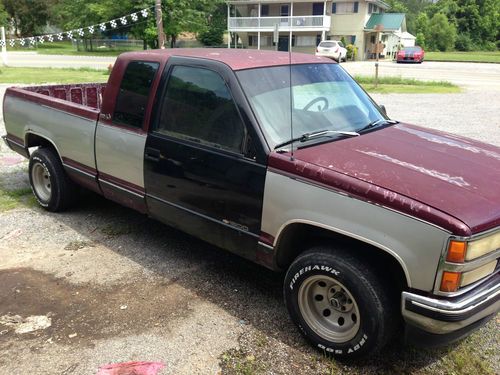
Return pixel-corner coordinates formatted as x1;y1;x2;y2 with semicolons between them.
4;52;500;88
341;60;500;88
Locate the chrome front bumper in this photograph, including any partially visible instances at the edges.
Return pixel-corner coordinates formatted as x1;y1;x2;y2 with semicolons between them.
402;273;499;335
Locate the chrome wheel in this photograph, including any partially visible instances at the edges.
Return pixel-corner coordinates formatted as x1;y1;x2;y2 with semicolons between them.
298;275;360;343
31;162;52;202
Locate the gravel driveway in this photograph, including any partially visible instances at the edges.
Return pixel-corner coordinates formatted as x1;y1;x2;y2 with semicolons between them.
0;63;499;375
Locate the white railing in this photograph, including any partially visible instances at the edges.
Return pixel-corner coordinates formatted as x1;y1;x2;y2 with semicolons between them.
229;16;331;31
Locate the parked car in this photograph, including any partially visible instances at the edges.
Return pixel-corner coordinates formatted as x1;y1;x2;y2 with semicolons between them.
397;46;425;63
315;40;347;62
3;49;499;360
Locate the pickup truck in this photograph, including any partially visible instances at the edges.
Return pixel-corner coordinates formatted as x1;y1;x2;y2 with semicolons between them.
2;49;499;359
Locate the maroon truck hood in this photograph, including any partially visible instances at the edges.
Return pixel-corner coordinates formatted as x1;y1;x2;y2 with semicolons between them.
269;123;500;236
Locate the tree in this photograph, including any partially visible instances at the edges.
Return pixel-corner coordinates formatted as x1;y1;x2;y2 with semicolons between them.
427;12;456;51
415;32;426;49
385;0;408;14
2;0;50;36
0;2;9;28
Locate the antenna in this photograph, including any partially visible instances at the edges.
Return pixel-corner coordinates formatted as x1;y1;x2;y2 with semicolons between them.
289;20;294;161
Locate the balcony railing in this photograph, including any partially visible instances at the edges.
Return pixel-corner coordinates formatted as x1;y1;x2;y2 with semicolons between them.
228;16;331;31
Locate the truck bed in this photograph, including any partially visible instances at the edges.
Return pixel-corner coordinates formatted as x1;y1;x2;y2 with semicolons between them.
3;82;107;173
23;83;106;110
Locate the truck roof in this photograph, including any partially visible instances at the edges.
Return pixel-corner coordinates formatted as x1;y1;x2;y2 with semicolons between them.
118;48;331;71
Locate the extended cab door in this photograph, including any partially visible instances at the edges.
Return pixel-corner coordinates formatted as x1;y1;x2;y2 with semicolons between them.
144;58;267;260
95;60;161;213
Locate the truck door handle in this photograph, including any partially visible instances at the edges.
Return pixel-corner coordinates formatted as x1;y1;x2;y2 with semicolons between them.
145;147;161;162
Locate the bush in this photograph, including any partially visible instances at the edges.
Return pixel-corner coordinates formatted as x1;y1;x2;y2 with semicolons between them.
455;34;473;51
346;44;358;60
198;27;224;46
482;41;497;51
415;32;426;50
428;13;457;51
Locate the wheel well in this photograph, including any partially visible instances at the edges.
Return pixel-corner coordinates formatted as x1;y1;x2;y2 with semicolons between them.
25;133;61;161
275;223;409;293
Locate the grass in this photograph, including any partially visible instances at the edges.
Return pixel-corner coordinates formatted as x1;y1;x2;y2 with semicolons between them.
0;67;110;84
355;75;461;94
425;51;500;63
0;187;36;212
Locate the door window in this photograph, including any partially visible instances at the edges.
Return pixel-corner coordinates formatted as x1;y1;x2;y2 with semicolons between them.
114;61;159;129
156;66;246;153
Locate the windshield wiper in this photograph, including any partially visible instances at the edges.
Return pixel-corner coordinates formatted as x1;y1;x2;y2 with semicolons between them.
359;119;399;132
274;130;360;150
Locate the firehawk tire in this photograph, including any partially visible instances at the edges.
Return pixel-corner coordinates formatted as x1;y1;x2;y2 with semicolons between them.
29;148;76;212
284;246;396;359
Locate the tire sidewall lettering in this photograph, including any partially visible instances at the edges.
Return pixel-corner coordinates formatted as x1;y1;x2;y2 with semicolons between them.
289;264;340;291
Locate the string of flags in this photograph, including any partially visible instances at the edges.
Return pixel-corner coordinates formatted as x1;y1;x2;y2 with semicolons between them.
0;7;154;48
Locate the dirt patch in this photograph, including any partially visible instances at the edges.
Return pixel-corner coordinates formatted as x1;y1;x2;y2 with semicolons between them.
0;268;192;347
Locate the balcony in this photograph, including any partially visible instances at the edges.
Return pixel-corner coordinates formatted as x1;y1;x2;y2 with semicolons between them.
228;15;331;32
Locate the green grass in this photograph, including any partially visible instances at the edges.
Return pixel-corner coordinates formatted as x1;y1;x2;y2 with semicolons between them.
355;75;461;94
9;41;142;57
0;67;110;84
425;51;500;63
0;188;35;212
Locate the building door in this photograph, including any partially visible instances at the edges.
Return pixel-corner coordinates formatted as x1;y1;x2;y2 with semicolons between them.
312;3;324;15
278;36;289;51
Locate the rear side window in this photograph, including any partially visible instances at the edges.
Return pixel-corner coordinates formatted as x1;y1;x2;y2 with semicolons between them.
320;41;337;48
156;66;246;153
114;61;159;128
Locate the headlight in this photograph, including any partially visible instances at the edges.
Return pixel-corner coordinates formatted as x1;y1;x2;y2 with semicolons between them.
467;232;500;261
439;231;500;293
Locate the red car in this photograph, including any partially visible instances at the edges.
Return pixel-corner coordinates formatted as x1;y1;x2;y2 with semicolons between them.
396;46;424;63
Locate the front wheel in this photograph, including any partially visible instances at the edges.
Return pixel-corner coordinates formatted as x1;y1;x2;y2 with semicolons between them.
284;246;396;359
29;148;77;212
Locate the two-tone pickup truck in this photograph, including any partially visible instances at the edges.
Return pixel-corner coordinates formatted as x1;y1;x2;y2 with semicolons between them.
2;49;499;359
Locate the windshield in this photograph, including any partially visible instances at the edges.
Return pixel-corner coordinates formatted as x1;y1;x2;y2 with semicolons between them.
403;47;422;52
237;64;386;148
319;41;337;48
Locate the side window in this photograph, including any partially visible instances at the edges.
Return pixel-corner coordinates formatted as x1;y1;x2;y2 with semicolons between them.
157;66;246;153
113;61;159;128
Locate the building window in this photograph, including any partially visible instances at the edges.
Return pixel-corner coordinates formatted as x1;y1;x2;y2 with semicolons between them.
280;5;289;16
332;2;359;14
368;4;379;14
261;4;269;16
296;36;317;47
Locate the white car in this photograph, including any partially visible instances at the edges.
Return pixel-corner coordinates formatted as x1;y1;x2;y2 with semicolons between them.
315;40;347;62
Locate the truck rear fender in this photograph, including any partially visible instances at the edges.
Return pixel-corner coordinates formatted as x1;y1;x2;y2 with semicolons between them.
25;132;63;163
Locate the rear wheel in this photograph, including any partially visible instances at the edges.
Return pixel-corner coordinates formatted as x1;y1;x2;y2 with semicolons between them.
284;246;397;359
29;148;77;212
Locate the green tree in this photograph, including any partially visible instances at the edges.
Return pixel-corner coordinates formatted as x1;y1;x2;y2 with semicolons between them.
2;0;50;36
415;32;426;49
0;2;9;28
386;0;408;13
427;12;456;51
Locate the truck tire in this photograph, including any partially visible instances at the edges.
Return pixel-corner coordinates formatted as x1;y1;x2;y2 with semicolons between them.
29;148;76;212
284;246;396;359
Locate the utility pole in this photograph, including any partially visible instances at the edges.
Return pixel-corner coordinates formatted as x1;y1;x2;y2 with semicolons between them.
155;0;166;49
1;27;7;66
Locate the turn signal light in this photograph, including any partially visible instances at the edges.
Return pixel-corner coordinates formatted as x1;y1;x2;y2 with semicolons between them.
446;240;467;263
440;271;461;292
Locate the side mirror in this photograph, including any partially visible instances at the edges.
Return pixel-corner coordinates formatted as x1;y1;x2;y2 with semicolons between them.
380;105;387;116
